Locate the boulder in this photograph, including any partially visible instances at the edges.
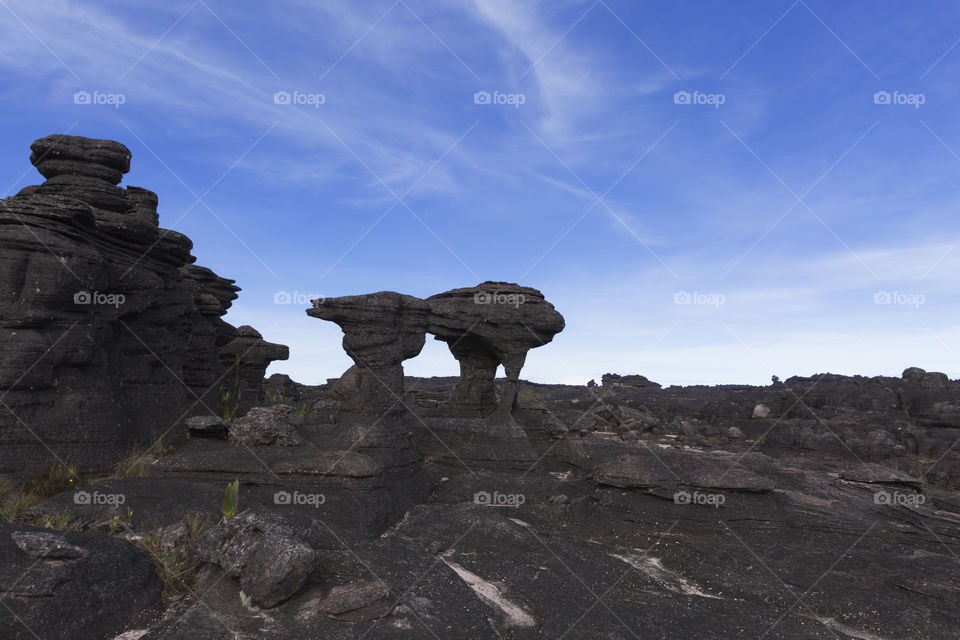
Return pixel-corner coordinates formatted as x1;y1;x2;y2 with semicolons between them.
194;511;316;609
0;522;163;640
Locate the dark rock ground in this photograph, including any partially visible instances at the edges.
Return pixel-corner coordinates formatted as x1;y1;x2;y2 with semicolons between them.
3;369;960;639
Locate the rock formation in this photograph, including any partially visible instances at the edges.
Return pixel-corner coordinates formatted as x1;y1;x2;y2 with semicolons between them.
426;282;565;417
306;292;430;407
305;282;565;418
219;325;290;415
0;134;287;476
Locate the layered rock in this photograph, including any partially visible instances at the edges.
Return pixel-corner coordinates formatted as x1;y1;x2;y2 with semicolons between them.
0;134;286;476
306;292;430;408
427;282;565;417
219;325;290;415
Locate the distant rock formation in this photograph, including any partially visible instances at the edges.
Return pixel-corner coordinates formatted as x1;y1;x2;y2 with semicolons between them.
0;134;287;476
601;373;662;389
307;292;430;408
306;282;565;417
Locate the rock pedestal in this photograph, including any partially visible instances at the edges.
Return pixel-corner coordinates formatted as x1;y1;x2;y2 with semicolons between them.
306;292;430;409
427;282;565;417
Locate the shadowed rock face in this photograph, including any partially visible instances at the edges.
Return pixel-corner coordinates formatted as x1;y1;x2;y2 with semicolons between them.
307;292;430;407
0;135;287;476
427;282;565;417
219;325;290;414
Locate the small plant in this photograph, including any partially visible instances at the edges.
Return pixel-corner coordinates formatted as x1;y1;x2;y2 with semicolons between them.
186;513;208;539
265;389;284;404
0;483;38;522
26;462;82;497
222;479;239;520
294;401;309;416
36;510;84;531
138;530;203;604
217;355;243;422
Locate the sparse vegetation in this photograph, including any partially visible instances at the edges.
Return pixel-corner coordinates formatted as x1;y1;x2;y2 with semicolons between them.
0;479;39;522
110;438;173;479
138;525;205;605
26;462;82;497
518;387;545;405
217;354;243;422
35;508;85;532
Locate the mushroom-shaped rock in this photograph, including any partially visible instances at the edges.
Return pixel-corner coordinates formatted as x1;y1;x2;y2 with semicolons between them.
307;292;430;406
219;325;290;414
426;282;564;416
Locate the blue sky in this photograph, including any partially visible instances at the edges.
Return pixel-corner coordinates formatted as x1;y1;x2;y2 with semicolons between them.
2;0;959;386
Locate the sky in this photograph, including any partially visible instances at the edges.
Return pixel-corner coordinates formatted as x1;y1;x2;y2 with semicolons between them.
1;0;959;386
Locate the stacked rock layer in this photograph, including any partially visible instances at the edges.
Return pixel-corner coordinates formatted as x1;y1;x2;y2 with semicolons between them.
0;135;287;476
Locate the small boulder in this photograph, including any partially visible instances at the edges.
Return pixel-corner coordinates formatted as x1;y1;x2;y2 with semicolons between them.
194;511;316;609
228;405;305;446
10;531;86;559
315;580;392;620
752;404;772;419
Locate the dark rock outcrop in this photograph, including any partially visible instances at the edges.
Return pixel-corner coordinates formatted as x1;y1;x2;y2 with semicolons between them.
0;522;163;640
0;135;287;476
